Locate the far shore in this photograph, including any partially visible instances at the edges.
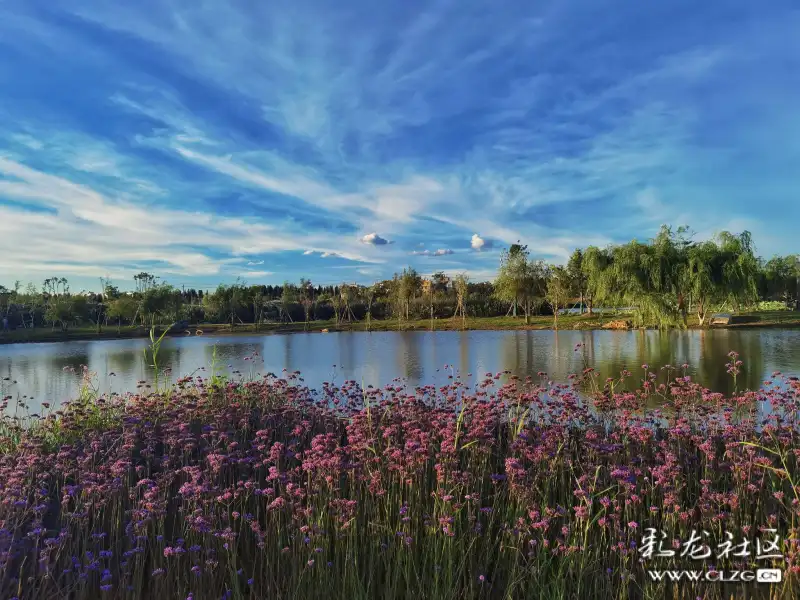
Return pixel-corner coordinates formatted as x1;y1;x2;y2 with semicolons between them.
1;310;799;345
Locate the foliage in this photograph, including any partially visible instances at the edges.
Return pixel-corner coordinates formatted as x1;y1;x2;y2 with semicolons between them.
0;224;795;332
545;264;571;328
398;267;421;321
494;244;546;323
204;283;248;328
106;296;139;332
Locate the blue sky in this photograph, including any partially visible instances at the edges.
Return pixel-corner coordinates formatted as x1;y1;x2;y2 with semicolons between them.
1;1;798;292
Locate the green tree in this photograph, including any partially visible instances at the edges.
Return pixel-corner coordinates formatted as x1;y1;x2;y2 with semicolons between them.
140;284;176;327
398;267;421;321
761;255;800;307
686;240;725;326
299;279;314;330
566;249;586;314
106;295;139;332
204;283;247;328
431;272;450;294
44;296;74;331
0;285;11;319
364;283;381;331
581;246;613;315
280;282;296;323
134;272;158;294
248;285;267;331
717;231;759;311
545;265;571;329
453;273;469;329
494;244;544;323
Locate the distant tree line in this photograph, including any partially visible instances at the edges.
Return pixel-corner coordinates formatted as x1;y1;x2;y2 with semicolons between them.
1;225;798;332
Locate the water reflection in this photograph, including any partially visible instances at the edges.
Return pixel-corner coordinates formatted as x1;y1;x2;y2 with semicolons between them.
1;329;798;412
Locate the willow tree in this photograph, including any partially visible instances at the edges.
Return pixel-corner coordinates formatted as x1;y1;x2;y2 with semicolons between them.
686;240;725;326
566;249;586;313
546;265;571;329
581;246;613;315
717;231;759;311
649;225;692;326
606;237;683;329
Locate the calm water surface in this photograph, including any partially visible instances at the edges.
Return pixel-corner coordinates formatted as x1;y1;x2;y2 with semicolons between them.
2;329;800;411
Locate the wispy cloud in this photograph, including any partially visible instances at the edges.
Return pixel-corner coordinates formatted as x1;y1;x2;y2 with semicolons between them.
0;1;798;289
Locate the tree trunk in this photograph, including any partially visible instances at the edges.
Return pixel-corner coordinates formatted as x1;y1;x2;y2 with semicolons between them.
678;293;687;327
579;292;584;315
795;276;800;311
512;298;517;318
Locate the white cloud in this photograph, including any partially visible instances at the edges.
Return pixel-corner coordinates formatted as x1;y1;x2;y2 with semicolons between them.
321;252;338;258
303;250;314;255
246;260;265;265
412;248;453;256
237;270;274;278
360;232;391;245
471;234;486;251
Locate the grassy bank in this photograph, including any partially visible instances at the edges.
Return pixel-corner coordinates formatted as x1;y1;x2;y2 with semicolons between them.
2;310;799;345
1;353;799;599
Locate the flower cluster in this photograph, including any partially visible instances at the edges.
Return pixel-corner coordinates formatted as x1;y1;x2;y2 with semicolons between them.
1;356;799;599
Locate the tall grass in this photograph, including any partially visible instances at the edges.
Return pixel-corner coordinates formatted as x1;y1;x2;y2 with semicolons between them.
0;350;799;599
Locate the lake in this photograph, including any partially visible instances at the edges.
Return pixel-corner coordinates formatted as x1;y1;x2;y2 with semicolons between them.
2;328;800;411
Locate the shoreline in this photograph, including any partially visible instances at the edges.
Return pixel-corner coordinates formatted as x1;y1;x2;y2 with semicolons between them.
2;310;799;345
